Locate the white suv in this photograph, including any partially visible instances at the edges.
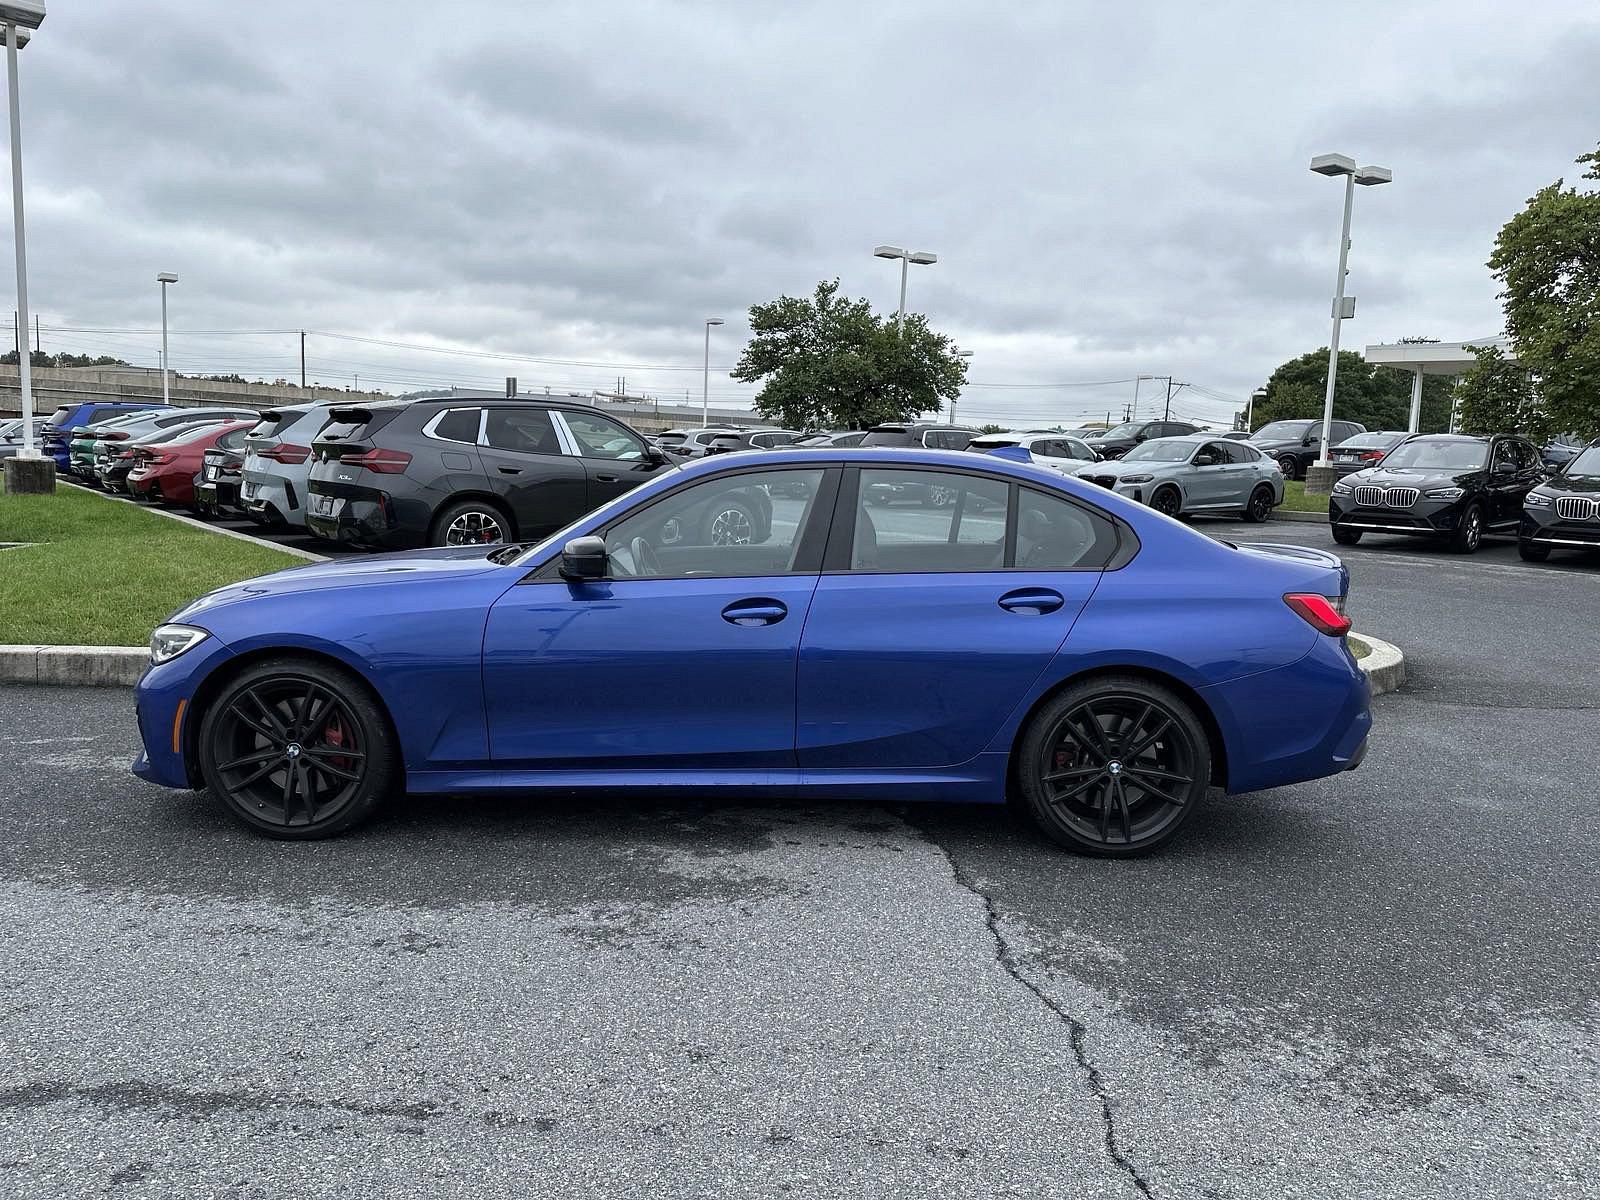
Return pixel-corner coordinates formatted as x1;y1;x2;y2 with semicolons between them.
240;403;336;527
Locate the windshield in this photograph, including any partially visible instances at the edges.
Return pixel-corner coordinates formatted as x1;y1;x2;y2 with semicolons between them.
1122;440;1196;462
1563;447;1600;477
1251;420;1315;442
656;432;688;445
860;428;913;446
1379;440;1486;471
1099;422;1142;439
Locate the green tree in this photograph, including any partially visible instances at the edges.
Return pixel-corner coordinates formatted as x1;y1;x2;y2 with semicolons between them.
1251;347;1451;432
1453;344;1542;437
1487;144;1600;440
732;279;969;430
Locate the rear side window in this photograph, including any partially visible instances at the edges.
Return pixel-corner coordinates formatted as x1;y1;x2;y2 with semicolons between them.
47;407;72;425
485;408;560;454
247;412;294;438
854;469;1009;571
431;408;482;445
218;428;247;451
84;406;129;424
1015;488;1118;570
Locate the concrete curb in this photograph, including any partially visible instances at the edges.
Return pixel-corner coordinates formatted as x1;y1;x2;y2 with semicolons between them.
1;644;148;687
58;479;326;562
1349;633;1405;696
1272;509;1326;523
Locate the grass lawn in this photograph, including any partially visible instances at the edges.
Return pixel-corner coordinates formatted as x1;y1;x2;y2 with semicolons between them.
1279;480;1330;513
0;485;304;646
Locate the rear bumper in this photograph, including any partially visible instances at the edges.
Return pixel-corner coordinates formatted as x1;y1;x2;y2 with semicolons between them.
305;496;420;549
241;469;303;525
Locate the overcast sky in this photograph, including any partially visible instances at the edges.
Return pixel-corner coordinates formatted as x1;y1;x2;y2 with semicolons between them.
6;0;1597;427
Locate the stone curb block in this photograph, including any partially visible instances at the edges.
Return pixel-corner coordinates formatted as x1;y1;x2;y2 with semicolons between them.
1349;633;1404;696
1271;510;1326;524
1;644;148;687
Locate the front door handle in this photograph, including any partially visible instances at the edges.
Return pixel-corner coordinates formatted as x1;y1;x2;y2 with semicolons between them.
498;466;522;475
721;598;788;627
594;472;619;483
998;587;1065;615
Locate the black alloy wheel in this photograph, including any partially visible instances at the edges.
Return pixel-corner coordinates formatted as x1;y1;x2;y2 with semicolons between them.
1277;455;1299;480
703;500;756;545
1243;484;1274;523
198;658;395;839
1150;486;1182;518
1450;502;1483;554
1331;524;1362;546
1018;676;1210;857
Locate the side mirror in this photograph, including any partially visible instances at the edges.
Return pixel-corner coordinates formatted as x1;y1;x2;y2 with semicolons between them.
1494;460;1516;475
559;535;607;582
1133;433;1147;442
1194;453;1218;467
643;446;668;465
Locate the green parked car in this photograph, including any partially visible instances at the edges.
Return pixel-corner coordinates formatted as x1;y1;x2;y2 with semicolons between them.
69;412;157;481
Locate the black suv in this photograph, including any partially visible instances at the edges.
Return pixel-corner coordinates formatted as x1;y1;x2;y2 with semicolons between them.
859;422;979;450
1519;439;1600;562
305;398;672;549
1091;419;1200;460
1249;418;1366;480
1329;432;1543;553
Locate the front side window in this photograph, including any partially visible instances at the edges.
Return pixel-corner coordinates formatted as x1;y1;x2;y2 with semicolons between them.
485;408;560;455
1492;440;1519;471
853;469;1009;571
564;411;647;460
604;468;826;579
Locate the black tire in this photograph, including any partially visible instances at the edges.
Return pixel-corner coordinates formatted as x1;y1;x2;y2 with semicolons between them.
1449;502;1484;554
1331;524;1362;545
1018;675;1211;857
1518;540;1550;562
197;656;397;839
701;497;758;545
431;498;513;547
1150;486;1182;518
1277;455;1299;481
1243;484;1274;524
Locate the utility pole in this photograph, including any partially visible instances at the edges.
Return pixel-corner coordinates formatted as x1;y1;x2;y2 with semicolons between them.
31;310;36;353
1162;380;1189;421
299;330;306;388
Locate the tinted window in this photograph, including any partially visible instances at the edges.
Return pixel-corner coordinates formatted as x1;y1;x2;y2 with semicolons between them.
47;407;72;426
1015;488;1118;570
922;429;973;450
1252;420;1316;442
1492;440;1519;471
485;408;560;455
1512;440;1538;470
1064;438;1096;460
1382;440;1487;471
604;468;825;579
431;408;482;444
217;428;248;451
860;427;914;447
564;410;647;460
854;469;1008;571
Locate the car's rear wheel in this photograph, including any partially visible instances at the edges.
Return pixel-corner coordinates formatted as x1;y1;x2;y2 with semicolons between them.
1450;502;1483;554
1277;455;1299;480
1331;524;1362;545
1150;486;1182;517
1518;540;1550;562
198;657;396;839
1017;676;1210;857
432;499;512;547
1243;484;1274;523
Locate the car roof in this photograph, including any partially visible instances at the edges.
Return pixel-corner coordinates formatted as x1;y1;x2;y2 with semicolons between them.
1409;433;1489;443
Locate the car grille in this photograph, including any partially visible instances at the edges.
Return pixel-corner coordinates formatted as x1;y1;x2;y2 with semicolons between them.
1085;475;1118;489
1555;496;1597;521
1354;485;1418;508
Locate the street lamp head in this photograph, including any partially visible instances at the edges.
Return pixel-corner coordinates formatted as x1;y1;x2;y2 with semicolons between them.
1355;165;1393;186
0;2;45;31
705;317;724;327
1309;153;1357;177
908;251;937;265
873;245;906;260
953;350;974;359
156;272;178;284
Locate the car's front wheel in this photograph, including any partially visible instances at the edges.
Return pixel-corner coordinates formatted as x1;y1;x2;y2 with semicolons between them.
1017;676;1211;857
1243;484;1274;523
1331;524;1362;545
1150;486;1182;517
1450;502;1484;554
198;656;397;839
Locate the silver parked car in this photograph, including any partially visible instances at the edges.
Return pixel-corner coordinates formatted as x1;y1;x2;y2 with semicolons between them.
1073;434;1283;521
240;403;337;527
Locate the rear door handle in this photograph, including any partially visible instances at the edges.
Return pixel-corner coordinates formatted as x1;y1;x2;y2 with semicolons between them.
498;466;522;475
721;598;788;627
998;587;1065;615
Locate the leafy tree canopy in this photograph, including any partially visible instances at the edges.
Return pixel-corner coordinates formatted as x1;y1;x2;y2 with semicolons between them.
1454;344;1542;437
732;279;969;430
1251;347;1452;433
1;351;131;368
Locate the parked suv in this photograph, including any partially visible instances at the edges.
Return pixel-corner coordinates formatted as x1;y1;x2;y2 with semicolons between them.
1090;419;1201;460
1329;432;1543;553
239;403;336;527
859;422;979;450
42;401;169;469
704;428;804;454
305;398;672;549
1519;440;1600;562
655;427;737;459
965;431;1101;475
1249;418;1366;480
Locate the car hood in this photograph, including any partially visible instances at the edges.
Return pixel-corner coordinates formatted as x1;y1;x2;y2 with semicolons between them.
1080;457;1183;476
1247;438;1304;453
1535;475;1600;496
172;546;511;620
1342;466;1481;490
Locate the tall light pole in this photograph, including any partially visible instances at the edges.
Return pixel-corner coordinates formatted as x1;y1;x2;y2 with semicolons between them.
701;317;723;428
950;348;973;424
1307;152;1392;494
157;272;177;406
1;3;44;491
873;245;937;332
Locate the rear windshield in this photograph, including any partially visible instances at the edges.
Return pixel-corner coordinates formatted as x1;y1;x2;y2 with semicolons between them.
1380;440;1486;471
1338;432;1403;449
1251;420;1316;442
656;432;688;446
317;407;404;443
47;407;73;426
969;437;1020;450
860;428;914;446
248;409;306;437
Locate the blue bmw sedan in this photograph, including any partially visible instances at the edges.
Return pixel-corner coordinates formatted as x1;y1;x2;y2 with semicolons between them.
132;448;1370;856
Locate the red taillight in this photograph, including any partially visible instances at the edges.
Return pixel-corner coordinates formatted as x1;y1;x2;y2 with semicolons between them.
104;431;130;442
1361;450;1384;460
339;447;412;474
1284;593;1351;637
118;448;138;460
259;441;311;465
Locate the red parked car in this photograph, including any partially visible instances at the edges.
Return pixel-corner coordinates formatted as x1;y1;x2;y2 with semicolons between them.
127;420;254;507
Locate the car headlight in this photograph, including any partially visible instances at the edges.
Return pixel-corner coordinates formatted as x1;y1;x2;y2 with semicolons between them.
1424;487;1463;500
1332;479;1354;494
1120;473;1155;483
150;623;209;665
1525;491;1552;507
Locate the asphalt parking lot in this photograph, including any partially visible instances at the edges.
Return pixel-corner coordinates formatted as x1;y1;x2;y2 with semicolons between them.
1;517;1596;1198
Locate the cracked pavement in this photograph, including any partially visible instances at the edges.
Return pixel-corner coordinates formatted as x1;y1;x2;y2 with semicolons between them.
1;523;1597;1197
